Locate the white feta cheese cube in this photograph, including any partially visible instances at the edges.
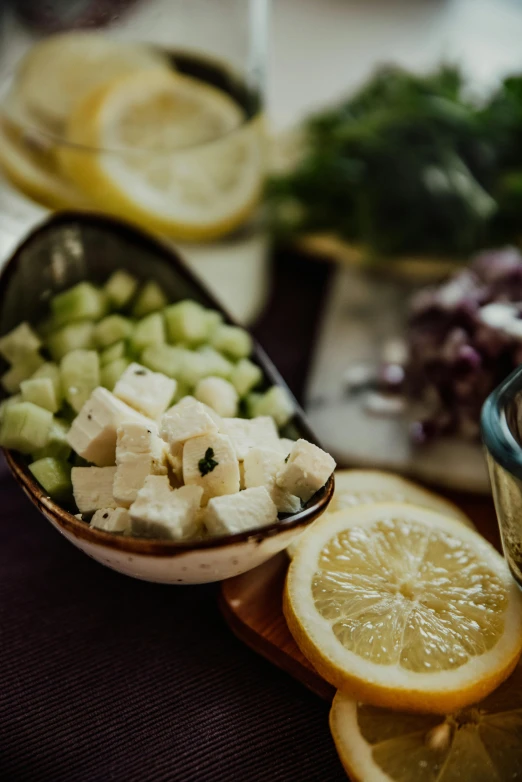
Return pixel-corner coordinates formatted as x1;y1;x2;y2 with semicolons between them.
90;507;131;533
160;399;219;447
114;421;170;507
279;438;295;457
276;439;336;502
244;447;301;514
219;416;279;460
165;395;222;426
67;387;154;466
114;362;176;419
204;486;278;536
72;466;117;513
194;376;238;418
130;477;203;540
182;433;240;503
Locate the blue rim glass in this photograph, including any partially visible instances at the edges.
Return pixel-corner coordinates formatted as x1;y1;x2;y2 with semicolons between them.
481;365;522;480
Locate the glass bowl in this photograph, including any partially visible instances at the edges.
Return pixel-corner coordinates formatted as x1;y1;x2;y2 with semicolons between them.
482;366;522;587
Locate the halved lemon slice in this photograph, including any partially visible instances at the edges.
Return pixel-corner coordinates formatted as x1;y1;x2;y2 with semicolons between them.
0;120;90;210
284;504;522;714
330;658;522;781
287;470;473;559
326;470;472;526
15;32;169;130
60;69;264;240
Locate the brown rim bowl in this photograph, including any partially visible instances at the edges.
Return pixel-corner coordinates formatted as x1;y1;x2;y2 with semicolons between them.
0;212;334;583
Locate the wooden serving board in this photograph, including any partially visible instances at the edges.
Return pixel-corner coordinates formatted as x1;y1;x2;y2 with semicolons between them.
219;492;500;701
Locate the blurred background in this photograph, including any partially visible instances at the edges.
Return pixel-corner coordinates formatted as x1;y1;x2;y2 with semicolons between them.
2;0;522;493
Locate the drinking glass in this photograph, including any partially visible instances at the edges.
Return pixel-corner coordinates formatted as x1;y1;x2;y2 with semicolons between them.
0;0;270;322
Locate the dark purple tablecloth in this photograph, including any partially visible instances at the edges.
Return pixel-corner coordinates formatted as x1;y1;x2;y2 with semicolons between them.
0;253;345;782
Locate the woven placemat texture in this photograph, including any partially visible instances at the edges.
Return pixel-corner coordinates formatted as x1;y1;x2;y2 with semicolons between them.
0;462;346;782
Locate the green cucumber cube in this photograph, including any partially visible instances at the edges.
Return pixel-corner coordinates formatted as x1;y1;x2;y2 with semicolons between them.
46;321;94;361
0;394;22;421
29;457;72;500
51;282;108;326
104;270;138;310
141;344;187;379
93;315;133;349
32;417;71;461
2;352;45;394
130;313;165;355
0;322;41;363
196;346;233;379
100;358;130;392
20;377;59;413
60;349;100;413
132;280;168;317
31;362;63;406
206;309;224;332
164;300;210;346
99;341;127;367
0;402;53;453
249;386;294;427
245;392;262;419
171;380;190;403
231;358;263;397
210;324;252;360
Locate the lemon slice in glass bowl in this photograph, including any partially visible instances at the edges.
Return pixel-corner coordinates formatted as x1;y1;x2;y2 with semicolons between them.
0;119;90;211
15;32;169;132
284;503;522;714
330;658;522;781
60;69;265;241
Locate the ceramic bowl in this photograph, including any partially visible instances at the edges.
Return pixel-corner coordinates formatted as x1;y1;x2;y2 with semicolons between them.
0;212;334;584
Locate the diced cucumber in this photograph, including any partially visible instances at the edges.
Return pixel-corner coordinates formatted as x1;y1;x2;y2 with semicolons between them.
164;300;210;346
29;457;72;500
101;357;130;392
2;352;45;394
206;309;224;332
0;402;53;453
132;280;168;317
177;350;207;387
210;324;252;360
245;392;262;419
231;358;263;397
47;321;94;361
51;282;108;326
60;349;100;413
31;417;71;461
196;346;233;379
0;322;41;363
249;386;294;427
99;341;127;367
141;344;187;379
20;377;59;413
0;394;22;421
171;380;190;403
32;362;63;406
93;315;134;348
129;312;165;355
104;270;138;310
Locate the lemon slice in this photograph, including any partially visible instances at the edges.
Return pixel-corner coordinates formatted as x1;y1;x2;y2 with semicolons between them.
16;32;169;130
330;659;522;781
284;504;522;713
60;69;264;240
326;471;473;526
0;120;90;210
287;470;473;559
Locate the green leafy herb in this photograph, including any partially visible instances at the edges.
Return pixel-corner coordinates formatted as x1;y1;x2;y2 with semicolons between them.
268;64;522;260
198;447;219;476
